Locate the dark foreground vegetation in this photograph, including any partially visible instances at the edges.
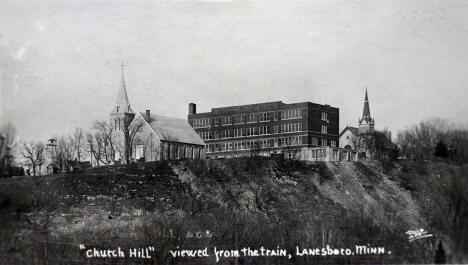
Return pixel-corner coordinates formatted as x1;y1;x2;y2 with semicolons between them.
1;156;466;264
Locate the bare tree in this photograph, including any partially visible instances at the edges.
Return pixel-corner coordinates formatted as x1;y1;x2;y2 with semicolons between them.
121;117;145;164
1;122;17;176
86;130;114;166
382;127;392;140
428;131;468;259
142;132;161;161
396;130;412;158
37;145;46;175
396;118;451;160
52;136;74;172
86;132;100;166
446;130;468;163
71;127;85;161
96;132;112;164
351;130;395;159
21;141;45;176
93;120;115;163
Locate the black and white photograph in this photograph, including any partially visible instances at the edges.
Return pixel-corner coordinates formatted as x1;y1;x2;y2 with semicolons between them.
0;0;467;264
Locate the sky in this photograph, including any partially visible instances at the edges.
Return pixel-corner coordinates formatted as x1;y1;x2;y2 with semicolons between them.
1;0;467;142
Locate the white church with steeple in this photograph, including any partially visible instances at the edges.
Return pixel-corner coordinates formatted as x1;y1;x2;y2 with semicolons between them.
339;89;376;157
358;90;375;135
109;64;205;164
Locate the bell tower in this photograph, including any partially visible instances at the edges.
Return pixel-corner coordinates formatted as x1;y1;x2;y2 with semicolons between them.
110;62;135;131
109;62;136;164
358;89;375;134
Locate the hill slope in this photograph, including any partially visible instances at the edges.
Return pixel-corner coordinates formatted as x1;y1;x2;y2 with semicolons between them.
0;158;466;264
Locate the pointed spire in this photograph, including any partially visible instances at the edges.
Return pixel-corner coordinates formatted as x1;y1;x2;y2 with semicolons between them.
358;88;374;134
112;61;133;114
117;62;129;105
362;89;371;121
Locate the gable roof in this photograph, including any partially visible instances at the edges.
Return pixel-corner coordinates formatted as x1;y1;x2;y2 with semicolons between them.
339;126;359;137
140;112;204;146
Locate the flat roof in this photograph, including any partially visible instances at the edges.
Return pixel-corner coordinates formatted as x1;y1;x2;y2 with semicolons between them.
190;101;338;117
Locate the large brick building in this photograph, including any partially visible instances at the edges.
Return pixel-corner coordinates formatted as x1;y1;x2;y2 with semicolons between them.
187;101;340;159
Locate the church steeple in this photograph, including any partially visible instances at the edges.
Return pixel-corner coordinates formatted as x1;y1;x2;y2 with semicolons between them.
110;62;136;134
111;62;133;115
358;89;375;134
362;89;371;122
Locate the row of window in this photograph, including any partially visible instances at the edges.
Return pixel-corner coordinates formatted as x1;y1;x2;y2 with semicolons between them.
193;118;210;128
311;137;337;147
205;136;303;153
204;137;336;153
191;108;304;128
321;125;327;134
281;123;303;133
232;126;272;137
198;123;304;140
321;112;328;121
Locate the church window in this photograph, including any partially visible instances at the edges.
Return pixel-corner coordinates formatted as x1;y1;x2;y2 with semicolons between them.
117;106;119;112
331;140;336;147
136;145;144;160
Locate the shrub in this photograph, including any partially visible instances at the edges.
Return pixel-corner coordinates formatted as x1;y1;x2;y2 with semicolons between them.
316;162;333;180
379;158;395;174
434;141;449;158
415;160;427;175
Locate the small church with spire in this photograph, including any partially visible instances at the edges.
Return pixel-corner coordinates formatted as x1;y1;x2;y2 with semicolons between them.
339;89;397;159
339;89;377;157
109;63;205;164
358;90;375;135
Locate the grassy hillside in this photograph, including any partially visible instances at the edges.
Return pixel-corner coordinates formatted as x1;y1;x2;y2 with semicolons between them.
0;158;466;264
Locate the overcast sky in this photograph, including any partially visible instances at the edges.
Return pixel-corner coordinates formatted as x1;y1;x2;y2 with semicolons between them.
1;0;467;141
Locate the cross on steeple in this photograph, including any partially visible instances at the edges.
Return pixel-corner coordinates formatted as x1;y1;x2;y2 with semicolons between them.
120;61;125;76
112;60;133;115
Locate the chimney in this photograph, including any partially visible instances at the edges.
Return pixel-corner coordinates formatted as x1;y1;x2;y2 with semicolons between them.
145;110;151;121
189;103;196;115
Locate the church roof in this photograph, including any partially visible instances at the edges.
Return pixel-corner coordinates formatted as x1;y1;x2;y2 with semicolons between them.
117;71;130;106
141;112;204;146
111;65;134;114
360;89;373;124
339;126;359;137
